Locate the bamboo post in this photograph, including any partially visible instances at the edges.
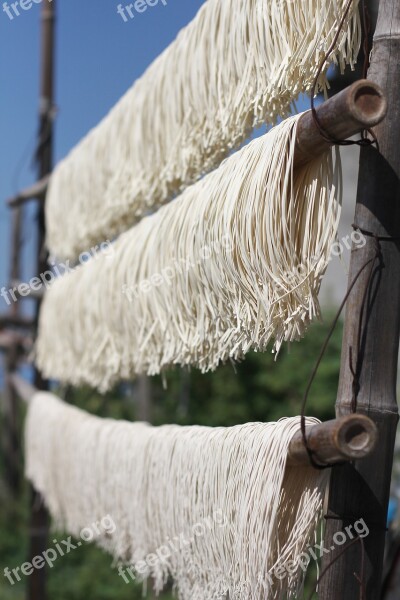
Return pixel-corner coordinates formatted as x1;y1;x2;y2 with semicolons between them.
136;375;153;422
0;315;35;329
10;374;36;403
287;414;377;467
3;348;20;494
3;80;387;215
6;175;49;208
294;79;387;167
2;205;23;494
8;280;45;301
12;371;378;468
319;1;400;598
27;2;56;600
3;359;20;492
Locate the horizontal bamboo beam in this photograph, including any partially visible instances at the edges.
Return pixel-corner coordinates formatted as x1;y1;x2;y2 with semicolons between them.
7;175;49;208
0;331;33;352
9;279;45;301
0;314;35;329
4;83;385;210
12;371;377;468
10;373;36;403
287;414;378;467
294;80;387;168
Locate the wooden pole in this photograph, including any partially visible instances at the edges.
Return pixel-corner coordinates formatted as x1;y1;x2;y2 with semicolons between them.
287;414;377;467
11;371;378;468
2;205;23;494
0;315;35;329
136;375;153;422
6;175;49;208
3;347;20;494
319;1;400;597
0;332;32;352
10;374;36;403
8;280;45;301
27;2;56;599
294;79;387;167
3;80;387;213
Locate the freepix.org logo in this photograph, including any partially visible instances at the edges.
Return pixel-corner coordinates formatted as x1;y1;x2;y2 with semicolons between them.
116;0;167;22
3;0;53;21
4;515;116;585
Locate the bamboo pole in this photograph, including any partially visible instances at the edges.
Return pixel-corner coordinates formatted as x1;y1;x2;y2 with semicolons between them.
294;79;387;167
8;280;45;301
10;374;36;403
2;206;23;494
0;315;35;329
0;332;32;352
12;372;377;468
319;1;400;597
287;414;377;467
6;175;49;208
27;2;56;599
2;346;20;493
3;80;387;217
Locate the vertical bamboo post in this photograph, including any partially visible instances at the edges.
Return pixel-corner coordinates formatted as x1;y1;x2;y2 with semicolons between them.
319;1;400;598
3;206;23;494
136;375;153;422
27;2;56;600
3;344;20;494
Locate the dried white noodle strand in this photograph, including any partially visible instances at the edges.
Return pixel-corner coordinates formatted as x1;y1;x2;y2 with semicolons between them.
36;113;342;391
45;0;358;260
25;391;328;600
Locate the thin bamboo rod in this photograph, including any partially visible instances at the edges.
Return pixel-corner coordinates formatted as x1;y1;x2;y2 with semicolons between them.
0;331;32;352
287;414;377;467
0;314;35;329
9;279;45;301
28;1;56;599
6;175;49;208
13;371;377;468
294;79;387;168
11;374;36;403
4;81;387;216
2;204;23;494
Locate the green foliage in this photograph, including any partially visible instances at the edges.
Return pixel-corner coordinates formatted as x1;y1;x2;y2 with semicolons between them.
0;316;342;599
151;315;341;427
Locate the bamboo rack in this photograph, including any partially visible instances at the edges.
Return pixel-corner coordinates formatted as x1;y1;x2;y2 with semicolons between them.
11;373;378;468
294;79;387;167
6;175;49;208
2;10;394;599
5;81;387;214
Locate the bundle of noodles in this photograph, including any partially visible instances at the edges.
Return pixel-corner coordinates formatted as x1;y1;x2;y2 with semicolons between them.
36;113;342;391
25;391;328;599
46;0;358;260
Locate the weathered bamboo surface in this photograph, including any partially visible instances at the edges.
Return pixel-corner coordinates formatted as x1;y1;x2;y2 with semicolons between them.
7;175;49;208
294;79;387;167
287;414;377;467
319;1;400;597
5;81;387;214
12;371;377;469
